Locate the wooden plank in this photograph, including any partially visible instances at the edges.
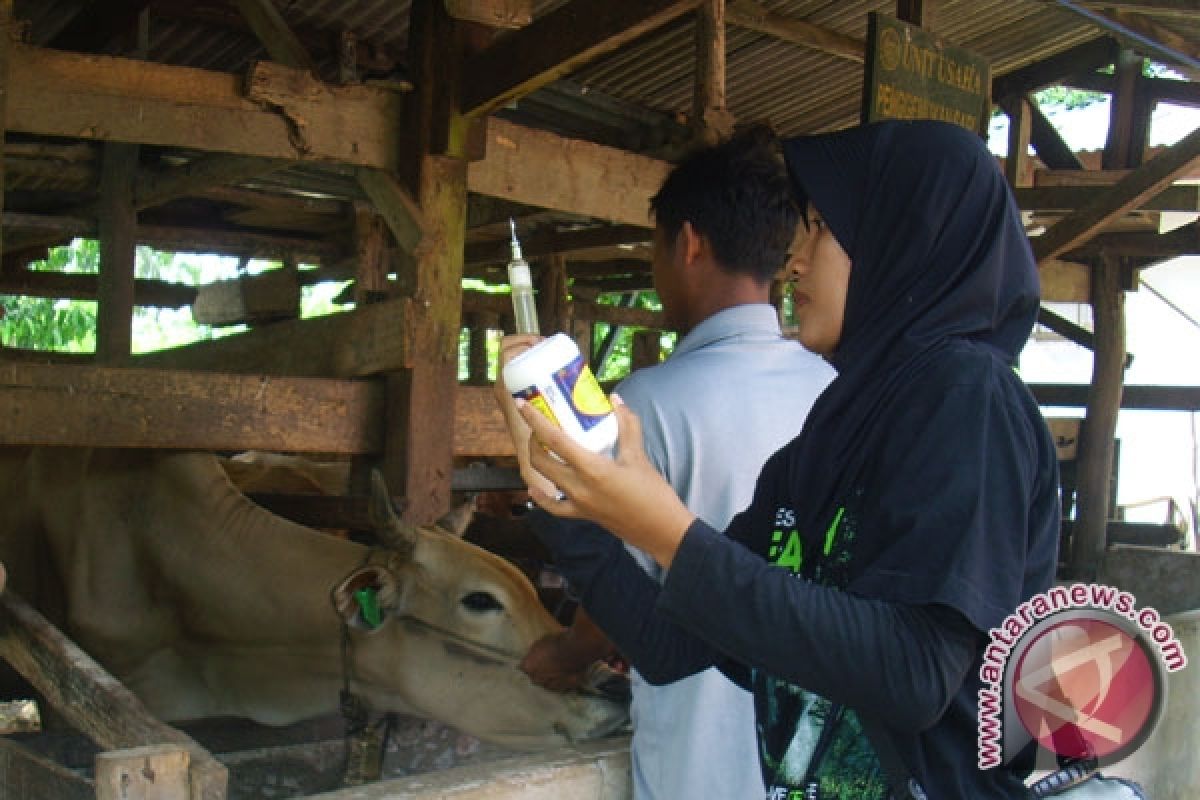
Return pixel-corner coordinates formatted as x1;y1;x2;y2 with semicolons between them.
1033;383;1200;411
1012;184;1200;212
7;43;402;169
0;738;94;800
726;0;865;63
135;154;284;212
455;384;516;458
0;590;227;800
1032;125;1200;262
231;0;316;72
1103;49;1147;171
191;265;300;326
469;117;667;227
0;269;197;308
96;142;139;366
137;299;413;378
0;363;382;453
1067;255;1126;580
354;203;391;304
465;223;651;268
444;0;533;28
1039;258;1090;302
461;0;704;117
96;745;190;800
1099;546;1200;617
1065;220;1198;262
356;168;425;255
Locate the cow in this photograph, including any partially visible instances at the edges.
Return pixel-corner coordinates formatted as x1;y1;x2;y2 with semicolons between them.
0;447;627;751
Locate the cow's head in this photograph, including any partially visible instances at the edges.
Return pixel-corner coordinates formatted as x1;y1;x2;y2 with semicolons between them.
331;473;627;750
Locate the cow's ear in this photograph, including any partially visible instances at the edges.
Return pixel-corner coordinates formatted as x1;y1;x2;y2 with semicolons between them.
331;565;403;631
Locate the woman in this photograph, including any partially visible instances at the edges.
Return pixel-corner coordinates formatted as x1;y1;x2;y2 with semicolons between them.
504;121;1061;797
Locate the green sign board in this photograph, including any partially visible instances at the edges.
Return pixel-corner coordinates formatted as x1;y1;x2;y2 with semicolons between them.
861;12;992;136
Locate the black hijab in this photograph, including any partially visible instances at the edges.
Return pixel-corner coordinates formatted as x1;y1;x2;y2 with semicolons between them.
778;119;1041;554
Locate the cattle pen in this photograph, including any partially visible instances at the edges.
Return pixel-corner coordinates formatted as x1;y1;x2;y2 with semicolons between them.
0;1;1199;798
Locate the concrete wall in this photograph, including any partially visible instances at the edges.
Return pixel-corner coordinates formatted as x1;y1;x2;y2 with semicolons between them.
307;738;631;800
1106;611;1199;800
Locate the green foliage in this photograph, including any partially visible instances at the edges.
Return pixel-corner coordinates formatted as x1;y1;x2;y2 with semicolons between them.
1034;85;1105;111
592;290;675;383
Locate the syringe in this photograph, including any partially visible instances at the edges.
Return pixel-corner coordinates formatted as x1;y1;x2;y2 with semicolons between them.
507;219;539;335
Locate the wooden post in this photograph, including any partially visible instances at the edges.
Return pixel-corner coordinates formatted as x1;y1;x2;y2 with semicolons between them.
1104;49;1146;171
537;253;571;334
385;156;467;525
1005;96;1033;189
97;142;139;365
1069;254;1126;580
466;312;496;385
96;745;190;800
354;202;391;304
631;329;661;371
0;0;10;260
896;0;937;30
692;0;733;146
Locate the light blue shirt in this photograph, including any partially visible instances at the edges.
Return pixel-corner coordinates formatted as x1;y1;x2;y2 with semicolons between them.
614;304;835;800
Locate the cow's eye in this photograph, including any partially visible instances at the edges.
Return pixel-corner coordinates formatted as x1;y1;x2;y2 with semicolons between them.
460;591;505;612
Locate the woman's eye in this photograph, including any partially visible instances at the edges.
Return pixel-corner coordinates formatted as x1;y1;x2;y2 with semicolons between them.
460;591;505;612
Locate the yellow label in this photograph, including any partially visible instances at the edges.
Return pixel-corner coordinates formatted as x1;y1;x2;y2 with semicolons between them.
571;365;613;416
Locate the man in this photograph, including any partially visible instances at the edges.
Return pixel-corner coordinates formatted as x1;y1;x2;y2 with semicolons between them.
497;128;834;799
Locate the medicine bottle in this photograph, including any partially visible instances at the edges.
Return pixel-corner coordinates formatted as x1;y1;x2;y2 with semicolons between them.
501;333;618;455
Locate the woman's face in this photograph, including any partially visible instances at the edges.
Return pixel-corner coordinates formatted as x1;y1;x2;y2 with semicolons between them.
784;203;851;357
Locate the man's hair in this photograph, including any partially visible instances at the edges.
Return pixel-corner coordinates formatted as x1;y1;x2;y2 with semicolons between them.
650;126;798;283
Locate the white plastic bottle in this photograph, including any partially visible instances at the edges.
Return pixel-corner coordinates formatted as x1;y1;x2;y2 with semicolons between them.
502;333;618;455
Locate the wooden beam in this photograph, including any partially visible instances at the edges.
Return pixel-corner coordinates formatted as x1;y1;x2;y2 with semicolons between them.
0;589;227;800
96;143;138;366
137;299;414;378
0;269;197;308
1032;125;1200;262
1040;258;1091;302
726;0;865;63
1015;183;1200;212
355;168;425;255
454;384;516;458
1075;0;1200;18
465;223;652;268
353;203;391;304
1033;383;1200;410
231;0;317;72
991;37;1118;101
48;0;153;54
1038;306;1096;351
444;0;533;29
999;95;1085;171
469;118;667;227
1052;2;1200;82
7;43;402;169
1065;220;1198;262
1103;49;1147;170
0;363;382;453
1066;70;1200;108
461;0;704;117
135;154;285;212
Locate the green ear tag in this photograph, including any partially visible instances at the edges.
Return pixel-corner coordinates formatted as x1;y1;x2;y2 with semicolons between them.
354;587;382;629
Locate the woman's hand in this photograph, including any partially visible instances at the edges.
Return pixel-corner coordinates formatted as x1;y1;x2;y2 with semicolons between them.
519;395;695;569
491;334;560;499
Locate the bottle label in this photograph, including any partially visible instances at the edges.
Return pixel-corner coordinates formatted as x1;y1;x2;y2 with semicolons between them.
512;353;613;438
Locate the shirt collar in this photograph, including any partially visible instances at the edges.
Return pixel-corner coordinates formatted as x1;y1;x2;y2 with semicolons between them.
671;304;784;359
